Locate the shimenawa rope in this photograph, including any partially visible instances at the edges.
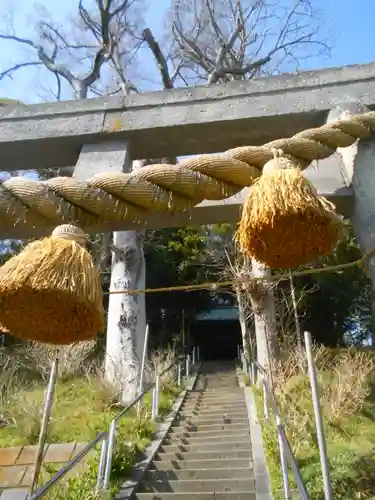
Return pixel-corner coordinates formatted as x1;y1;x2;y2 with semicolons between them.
104;244;375;295
2;111;375;231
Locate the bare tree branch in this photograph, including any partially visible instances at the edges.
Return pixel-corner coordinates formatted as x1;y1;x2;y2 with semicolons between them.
167;0;329;85
0;0;144;100
143;28;174;89
0;61;43;81
208;22;243;83
39;21;97;51
0;33;78;88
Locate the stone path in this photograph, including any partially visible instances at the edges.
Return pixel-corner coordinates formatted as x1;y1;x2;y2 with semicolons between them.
127;361;272;500
0;442;89;498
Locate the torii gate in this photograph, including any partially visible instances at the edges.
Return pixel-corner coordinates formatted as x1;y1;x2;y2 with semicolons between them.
1;61;375;331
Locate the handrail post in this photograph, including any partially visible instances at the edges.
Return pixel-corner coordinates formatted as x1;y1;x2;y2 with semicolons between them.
177;362;182;386
96;437;108;492
192;346;196;365
197;346;200;361
262;379;269;420
186;354;190;378
29;352;59;495
155;374;160;418
304;331;332;500
250;361;255;385
151;388;157;420
276;416;292;500
137;324;150;419
102;420;116;490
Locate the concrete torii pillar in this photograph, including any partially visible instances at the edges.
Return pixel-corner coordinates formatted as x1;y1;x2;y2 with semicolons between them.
327;102;375;344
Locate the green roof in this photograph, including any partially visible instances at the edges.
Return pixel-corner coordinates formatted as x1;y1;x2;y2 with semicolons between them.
195;307;239;321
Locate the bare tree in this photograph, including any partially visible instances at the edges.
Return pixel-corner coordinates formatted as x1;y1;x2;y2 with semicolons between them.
143;0;329;371
0;0;143;99
167;0;329;85
0;0;331;380
0;0;152;403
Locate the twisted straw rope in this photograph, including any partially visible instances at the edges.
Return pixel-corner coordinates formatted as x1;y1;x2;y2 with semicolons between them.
104;244;375;296
2;111;375;231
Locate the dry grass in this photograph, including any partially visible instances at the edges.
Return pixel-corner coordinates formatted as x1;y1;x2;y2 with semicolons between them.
235;166;342;268
0;340;99;436
0;237;104;344
257;341;375;498
0;341;180;446
0;349;26;428
145;345;177;386
273;341;375;426
320;350;375;423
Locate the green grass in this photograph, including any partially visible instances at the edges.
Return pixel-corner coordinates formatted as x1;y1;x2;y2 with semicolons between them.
1;374;182;499
0;376;180;446
254;358;375;499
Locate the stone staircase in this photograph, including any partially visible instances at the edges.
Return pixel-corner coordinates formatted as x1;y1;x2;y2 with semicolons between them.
132;361;256;499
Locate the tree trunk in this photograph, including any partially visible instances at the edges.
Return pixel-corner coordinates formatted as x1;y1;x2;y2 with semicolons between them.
249;259;278;372
104;160;147;404
236;286;251;362
105;230;146;403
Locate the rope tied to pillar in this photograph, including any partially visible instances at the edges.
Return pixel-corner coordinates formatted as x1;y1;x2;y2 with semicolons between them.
0;224;104;345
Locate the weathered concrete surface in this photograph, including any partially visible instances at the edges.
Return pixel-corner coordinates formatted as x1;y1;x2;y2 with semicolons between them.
1;61;375;172
327;102;375;345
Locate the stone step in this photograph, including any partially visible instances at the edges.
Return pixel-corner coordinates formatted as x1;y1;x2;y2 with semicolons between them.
151;457;252;471
169;423;249;436
183;393;243;399
156;449;252;461
184;394;244;405
174;416;249;426
147;466;253;481
177;411;249;425
165;432;251;445
180;400;247;408
182;398;245;406
181;404;246;412
192;389;242;393
195;388;241;391
199;378;238;381
160;441;251;454
134;493;256;500
178;406;248;419
195;394;241;397
198;385;240;389
199;382;241;385
188;394;241;400
139;477;255;493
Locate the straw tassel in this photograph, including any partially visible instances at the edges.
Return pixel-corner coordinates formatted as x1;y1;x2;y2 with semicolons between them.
0;224;104;344
235;150;343;268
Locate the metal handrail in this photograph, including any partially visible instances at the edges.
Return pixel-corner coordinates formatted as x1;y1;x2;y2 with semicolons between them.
29;432;107;500
100;351;192;491
250;358;309;500
29;347;196;499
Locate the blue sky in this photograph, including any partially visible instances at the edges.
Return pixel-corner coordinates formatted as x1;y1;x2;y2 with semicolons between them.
0;0;375;102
